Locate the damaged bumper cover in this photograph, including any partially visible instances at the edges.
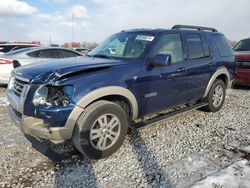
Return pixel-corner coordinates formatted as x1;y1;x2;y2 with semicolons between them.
8;105;73;143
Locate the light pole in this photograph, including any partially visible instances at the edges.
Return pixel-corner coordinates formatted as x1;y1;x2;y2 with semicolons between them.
72;13;75;42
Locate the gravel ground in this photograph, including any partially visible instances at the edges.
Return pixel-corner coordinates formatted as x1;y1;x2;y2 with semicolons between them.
0;86;249;188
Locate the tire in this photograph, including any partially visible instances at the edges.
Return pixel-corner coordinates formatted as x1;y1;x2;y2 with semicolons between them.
202;79;226;112
72;100;128;159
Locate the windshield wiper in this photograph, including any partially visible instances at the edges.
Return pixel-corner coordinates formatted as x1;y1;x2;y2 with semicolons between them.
88;54;112;59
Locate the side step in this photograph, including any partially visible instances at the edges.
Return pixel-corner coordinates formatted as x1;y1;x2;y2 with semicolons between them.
133;102;208;130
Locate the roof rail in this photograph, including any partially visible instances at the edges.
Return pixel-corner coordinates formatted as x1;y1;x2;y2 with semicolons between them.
172;25;218;32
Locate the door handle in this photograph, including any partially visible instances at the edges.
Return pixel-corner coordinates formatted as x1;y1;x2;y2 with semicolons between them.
177;67;186;72
208;62;215;66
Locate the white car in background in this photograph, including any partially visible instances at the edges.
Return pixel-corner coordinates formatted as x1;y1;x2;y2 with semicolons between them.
0;43;41;55
0;47;83;85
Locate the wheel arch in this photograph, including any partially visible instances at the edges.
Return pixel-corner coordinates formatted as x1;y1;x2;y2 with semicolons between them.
64;86;138;139
203;67;230;98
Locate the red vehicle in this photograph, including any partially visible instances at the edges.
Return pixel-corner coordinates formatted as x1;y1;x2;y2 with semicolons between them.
233;38;250;86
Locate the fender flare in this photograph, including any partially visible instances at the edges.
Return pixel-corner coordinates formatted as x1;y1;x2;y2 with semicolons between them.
203;67;230;98
64;86;138;139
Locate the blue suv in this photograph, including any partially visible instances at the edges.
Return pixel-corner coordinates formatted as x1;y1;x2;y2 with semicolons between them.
7;25;235;159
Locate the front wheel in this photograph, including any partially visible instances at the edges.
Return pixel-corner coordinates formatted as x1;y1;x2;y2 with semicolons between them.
202;79;226;112
72;100;128;159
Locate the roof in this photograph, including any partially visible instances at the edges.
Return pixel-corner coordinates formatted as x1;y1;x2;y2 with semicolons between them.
0;43;41;46
121;25;219;34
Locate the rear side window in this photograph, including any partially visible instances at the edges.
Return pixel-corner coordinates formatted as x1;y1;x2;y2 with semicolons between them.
60;50;81;58
213;34;233;57
38;49;61;58
185;34;207;60
27;51;40;57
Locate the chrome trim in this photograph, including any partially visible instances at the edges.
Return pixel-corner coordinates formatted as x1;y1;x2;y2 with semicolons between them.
12;74;30;83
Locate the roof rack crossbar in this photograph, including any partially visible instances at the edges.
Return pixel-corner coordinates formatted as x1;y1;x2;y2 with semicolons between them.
172;25;218;32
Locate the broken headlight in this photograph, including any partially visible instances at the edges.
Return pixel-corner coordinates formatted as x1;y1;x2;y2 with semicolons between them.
33;85;74;106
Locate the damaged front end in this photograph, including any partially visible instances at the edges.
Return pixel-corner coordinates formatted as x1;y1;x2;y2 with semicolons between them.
33;84;74;107
7;75;77;143
7;57;127;143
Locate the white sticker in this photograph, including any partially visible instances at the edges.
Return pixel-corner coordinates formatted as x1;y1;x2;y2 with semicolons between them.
136;35;155;41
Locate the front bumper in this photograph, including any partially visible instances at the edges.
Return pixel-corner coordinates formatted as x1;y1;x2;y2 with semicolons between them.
8;105;72;143
0;75;10;85
233;69;250;85
0;64;12;85
7;82;84;144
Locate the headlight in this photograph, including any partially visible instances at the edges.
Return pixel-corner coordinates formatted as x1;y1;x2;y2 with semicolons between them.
33;85;74;106
7;76;15;90
33;85;49;106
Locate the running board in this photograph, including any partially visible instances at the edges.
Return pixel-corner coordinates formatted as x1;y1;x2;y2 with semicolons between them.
133;102;208;130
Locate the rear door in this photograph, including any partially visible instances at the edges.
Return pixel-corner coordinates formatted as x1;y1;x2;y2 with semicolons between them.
182;32;215;100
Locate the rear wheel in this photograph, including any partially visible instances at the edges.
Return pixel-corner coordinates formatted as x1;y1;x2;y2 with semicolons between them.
73;100;128;159
202;79;226;112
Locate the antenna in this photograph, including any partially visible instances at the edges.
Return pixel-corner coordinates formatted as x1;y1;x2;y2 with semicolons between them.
72;13;75;42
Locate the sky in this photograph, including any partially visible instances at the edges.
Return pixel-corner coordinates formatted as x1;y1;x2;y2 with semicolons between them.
0;0;249;45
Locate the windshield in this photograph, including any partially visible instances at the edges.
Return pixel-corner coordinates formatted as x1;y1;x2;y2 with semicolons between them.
233;39;250;51
88;32;155;60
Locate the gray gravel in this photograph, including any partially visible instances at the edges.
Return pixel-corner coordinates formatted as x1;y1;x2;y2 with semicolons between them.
0;86;249;188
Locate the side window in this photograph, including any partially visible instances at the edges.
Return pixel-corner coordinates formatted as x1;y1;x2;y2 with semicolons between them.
212;34;233;57
27;51;40;57
60;50;80;58
185;34;207;60
151;34;183;63
38;49;61;58
0;45;15;53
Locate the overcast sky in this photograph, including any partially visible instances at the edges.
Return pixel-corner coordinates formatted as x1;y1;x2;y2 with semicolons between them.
0;0;249;45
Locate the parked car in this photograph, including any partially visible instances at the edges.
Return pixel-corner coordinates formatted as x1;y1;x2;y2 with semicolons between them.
0;43;41;55
7;25;234;159
0;47;83;85
233;38;250;86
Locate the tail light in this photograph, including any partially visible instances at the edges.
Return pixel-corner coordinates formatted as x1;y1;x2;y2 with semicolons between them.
0;59;13;64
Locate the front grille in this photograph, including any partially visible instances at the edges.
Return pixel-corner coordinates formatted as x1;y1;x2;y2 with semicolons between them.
236;60;250;69
13;77;29;97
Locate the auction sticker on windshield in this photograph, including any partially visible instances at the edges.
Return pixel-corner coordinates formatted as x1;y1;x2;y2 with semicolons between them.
136;35;155;41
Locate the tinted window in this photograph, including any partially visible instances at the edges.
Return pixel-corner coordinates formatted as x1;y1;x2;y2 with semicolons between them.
186;34;206;60
213;34;233;57
11;45;37;51
27;50;40;58
0;45;15;53
233;39;250;51
38;49;61;58
151;34;183;63
3;47;34;56
60;50;81;58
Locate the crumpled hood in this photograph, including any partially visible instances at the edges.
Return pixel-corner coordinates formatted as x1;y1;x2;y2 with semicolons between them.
13;57;127;84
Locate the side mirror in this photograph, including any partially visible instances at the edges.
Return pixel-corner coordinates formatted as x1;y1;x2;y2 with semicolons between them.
149;54;171;67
